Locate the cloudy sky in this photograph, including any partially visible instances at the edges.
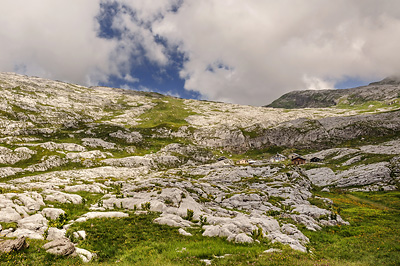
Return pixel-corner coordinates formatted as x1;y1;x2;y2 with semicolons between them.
1;0;400;105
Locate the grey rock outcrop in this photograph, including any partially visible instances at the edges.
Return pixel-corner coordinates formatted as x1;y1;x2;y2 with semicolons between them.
46;227;67;241
0;237;29;253
42;208;66;220
43;238;76;256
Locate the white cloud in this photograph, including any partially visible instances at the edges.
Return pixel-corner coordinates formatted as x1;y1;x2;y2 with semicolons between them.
0;0;174;86
0;0;118;85
153;0;400;105
124;74;139;83
303;76;335;91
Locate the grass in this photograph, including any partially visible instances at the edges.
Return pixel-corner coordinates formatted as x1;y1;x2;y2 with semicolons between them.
335;99;400;113
301;148;396;173
43;191;104;220
135;98;196;130
65;213;313;266
304;190;400;266
0;238;83;266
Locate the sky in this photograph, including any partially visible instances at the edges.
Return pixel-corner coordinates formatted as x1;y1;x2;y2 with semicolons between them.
1;0;400;106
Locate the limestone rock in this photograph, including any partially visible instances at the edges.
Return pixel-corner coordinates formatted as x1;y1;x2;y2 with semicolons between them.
0;146;36;165
43;238;76;256
336;162;392;187
75;247;94;263
305;168;337;187
40;142;86;152
293;204;330;219
82;138;116;149
66;150;110;160
0;167;23;178
6;228;44;240
64;184;105;194
42;208;66;220
0;206;22;223
80;211;128;220
46;227;67;241
44;190;83;204
73;230;86;240
178;228;192;236
0;237;29;253
154;213;192;227
109;130;142;144
18;214;48;235
234;233;253;243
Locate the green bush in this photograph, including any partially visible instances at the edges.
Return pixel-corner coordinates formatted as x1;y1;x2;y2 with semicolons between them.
141;202;151;211
185;209;194;221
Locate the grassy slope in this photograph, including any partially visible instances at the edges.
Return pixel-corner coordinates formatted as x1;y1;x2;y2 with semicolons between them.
304;190;400;266
1;191;399;266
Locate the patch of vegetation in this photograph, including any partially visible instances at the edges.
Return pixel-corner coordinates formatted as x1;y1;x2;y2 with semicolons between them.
136;98;196;130
0;222;18;230
64;213;297;265
304;190;400;266
267;196;285;205
239;127;260;138
43;191;104;220
336;99;400;113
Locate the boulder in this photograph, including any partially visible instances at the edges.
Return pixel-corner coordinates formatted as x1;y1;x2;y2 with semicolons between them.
46;227;67;241
73;230;86;240
0;207;22;223
44;190;83;204
6;228;44;240
42;208;66;220
154;213;192;227
305;167;337;187
75;247;94;263
234;233;253;243
0;237;29;253
293;204;331;219
43;238;76;256
178;228;192;236
80;211;128;220
18;214;48;231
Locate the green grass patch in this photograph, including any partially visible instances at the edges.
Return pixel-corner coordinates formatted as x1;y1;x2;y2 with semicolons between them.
336;99;400;113
43;191;104;220
135;98;196;130
304;190;400;266
65;213;315;266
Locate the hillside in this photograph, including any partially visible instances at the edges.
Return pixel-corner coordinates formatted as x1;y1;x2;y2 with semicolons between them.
266;76;400;109
0;72;399;265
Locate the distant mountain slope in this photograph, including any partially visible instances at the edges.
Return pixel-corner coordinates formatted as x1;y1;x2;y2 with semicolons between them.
266;76;400;109
0;72;400;154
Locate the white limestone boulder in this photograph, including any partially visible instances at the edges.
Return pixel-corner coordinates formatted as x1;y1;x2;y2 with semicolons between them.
42;208;66;220
46;227;67;241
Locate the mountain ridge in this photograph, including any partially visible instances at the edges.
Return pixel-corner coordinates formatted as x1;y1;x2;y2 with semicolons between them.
266;76;400;109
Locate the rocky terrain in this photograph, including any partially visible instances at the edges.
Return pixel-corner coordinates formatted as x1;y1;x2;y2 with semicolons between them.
267;76;400;109
0;72;399;264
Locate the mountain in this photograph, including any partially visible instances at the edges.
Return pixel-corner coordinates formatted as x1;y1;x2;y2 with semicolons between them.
0;72;399;265
266;76;400;109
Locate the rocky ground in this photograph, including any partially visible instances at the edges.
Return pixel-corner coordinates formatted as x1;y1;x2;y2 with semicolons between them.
0;72;399;263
